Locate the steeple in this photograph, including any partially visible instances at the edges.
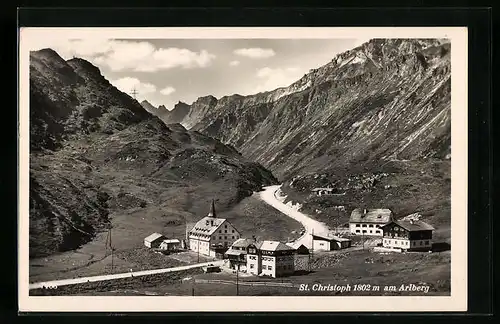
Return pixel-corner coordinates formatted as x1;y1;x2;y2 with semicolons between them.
207;199;216;218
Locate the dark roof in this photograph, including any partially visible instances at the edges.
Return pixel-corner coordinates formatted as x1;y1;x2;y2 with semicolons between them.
383;220;435;232
349;208;393;224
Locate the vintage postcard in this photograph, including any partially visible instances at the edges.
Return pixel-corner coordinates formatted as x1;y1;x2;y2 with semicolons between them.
18;27;467;312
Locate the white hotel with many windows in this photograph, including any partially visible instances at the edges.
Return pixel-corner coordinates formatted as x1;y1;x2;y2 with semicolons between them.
349;208;393;236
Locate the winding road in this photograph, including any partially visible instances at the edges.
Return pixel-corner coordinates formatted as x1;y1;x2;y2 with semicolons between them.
258;185;331;249
30;184;327;290
29;260;224;290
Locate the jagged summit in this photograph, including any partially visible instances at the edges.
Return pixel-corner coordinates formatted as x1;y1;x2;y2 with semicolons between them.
172;38;451;180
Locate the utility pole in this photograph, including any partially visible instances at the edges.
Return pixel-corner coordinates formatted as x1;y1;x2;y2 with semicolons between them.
110;227;114;274
236;264;240;296
130;87;138;100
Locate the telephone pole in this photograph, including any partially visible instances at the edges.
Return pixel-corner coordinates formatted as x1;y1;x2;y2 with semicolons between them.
130;87;138;100
236;264;240;296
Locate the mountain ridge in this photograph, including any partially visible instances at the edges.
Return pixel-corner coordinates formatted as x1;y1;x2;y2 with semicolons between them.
29;49;278;258
167;38;451;180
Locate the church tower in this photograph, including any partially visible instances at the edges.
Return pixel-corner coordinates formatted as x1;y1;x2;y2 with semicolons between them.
207;199;216;218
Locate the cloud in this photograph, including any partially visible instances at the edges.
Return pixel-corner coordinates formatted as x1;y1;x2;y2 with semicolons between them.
229;60;240;67
110;77;157;98
160;86;176;96
253;66;303;93
233;48;276;59
29;38;216;72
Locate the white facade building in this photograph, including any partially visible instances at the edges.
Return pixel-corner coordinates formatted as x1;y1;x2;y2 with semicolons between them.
188;200;241;257
349;208;393;236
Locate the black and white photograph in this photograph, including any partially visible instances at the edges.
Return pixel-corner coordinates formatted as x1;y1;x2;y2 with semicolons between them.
18;27;468;312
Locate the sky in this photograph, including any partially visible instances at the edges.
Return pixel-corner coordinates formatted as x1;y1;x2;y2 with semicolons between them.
30;38;370;110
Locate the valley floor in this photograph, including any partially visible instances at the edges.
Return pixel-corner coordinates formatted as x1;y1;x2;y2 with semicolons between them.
33;248;450;296
29;192;303;283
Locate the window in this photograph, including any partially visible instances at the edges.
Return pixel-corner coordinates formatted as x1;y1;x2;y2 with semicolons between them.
356;230;360;233
369;224;373;228
225;225;227;228
232;236;235;239
420;241;423;245
225;230;227;233
426;240;430;245
362;224;367;227
376;231;380;234
369;230;372;234
268;266;272;270
412;241;416;246
262;265;267;270
232;230;235;233
362;230;367;233
236;236;239;239
250;264;254;269
224;236;227;239
219;230;221;233
356;224;360;227
219;236;221;240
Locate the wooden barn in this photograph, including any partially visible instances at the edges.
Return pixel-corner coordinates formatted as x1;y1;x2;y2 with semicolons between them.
144;233;166;248
312;233;352;251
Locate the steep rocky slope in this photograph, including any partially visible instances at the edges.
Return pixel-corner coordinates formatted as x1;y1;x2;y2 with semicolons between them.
183;39;451;181
29;49;277;258
140;100;191;125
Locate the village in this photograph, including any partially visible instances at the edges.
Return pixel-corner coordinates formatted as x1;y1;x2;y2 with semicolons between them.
143;191;437;279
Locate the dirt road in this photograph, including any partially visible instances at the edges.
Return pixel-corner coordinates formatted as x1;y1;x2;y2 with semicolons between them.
29;260;224;290
258;185;330;248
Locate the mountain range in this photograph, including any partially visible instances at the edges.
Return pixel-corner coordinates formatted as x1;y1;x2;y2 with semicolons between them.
29;38;452;258
152;39;451;180
29;48;277;258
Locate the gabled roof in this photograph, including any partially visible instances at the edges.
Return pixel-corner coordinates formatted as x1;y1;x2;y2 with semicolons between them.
144;233;165;242
285;242;309;250
189;216;227;236
383;220;435;232
161;239;180;244
225;249;245;256
259;240;295;252
312;232;351;242
350;208;393;224
231;238;255;248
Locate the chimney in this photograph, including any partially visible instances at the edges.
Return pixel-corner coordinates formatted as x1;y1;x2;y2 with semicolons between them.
252;235;256;242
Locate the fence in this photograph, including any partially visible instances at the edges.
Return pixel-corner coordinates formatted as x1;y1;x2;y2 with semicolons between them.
194;278;298;288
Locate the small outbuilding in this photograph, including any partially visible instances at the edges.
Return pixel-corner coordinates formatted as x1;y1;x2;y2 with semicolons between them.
144;232;166;248
159;239;181;251
312;232;352;251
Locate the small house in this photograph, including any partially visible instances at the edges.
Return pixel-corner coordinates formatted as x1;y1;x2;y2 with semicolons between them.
381;219;435;251
225;238;255;270
349;208;393;236
159;239;181;251
285;242;310;255
144;233;166;248
311;232;352;251
311;188;335;196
